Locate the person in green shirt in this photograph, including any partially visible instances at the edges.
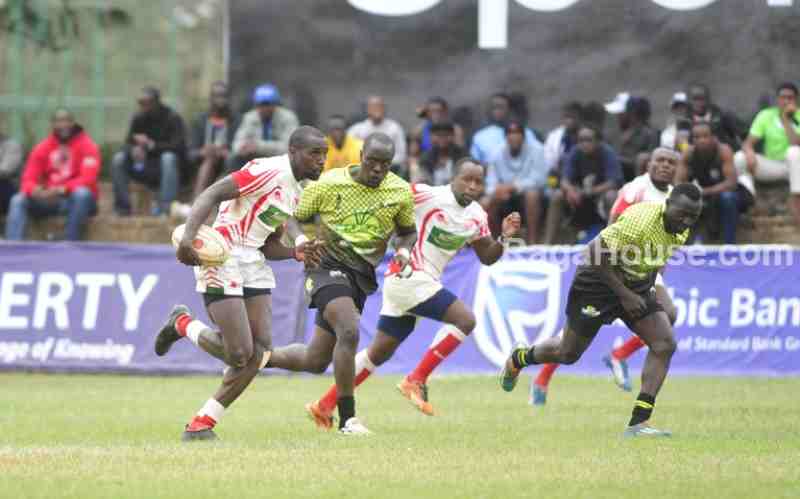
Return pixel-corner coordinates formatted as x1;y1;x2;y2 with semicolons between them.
268;132;418;435
736;82;800;225
499;184;703;438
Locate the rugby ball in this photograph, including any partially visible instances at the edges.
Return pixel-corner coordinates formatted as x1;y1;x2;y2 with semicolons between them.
171;224;230;267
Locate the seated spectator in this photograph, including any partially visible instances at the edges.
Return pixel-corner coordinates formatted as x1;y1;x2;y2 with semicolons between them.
402;136;422;182
688;83;747;149
614;96;660;181
5;109;100;240
543;124;622;244
678;121;752;244
486;121;548;245
660;92;690;149
348;95;407;167
187;81;238;200
544;101;582;175
413;122;466;186
0;131;23;216
323;114;362;172
735;82;800;225
230;83;299;168
112;86;186;216
470;92;539;164
414;96;465;152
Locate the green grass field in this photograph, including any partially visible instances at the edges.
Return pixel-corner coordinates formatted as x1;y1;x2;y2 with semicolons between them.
1;373;797;499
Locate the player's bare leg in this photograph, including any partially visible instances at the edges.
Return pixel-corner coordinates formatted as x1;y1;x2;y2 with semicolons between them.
400;299;474;414
323;296;370;433
624;310;675;437
180;297;270;441
500;324;593;392
604;285;677;392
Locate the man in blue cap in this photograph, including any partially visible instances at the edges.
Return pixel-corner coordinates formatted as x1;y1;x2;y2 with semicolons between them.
230;83;299;169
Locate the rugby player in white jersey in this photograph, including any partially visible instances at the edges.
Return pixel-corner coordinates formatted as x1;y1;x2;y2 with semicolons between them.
153;126;327;441
529;147;681;405
306;157;521;428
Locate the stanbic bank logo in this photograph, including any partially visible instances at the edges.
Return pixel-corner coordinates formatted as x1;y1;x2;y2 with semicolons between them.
348;0;793;49
472;259;562;368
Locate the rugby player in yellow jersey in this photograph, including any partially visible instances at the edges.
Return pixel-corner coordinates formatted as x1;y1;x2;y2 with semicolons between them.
267;133;417;435
500;183;703;437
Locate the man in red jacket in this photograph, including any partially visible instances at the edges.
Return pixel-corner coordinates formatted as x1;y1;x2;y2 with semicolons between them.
5;109;100;241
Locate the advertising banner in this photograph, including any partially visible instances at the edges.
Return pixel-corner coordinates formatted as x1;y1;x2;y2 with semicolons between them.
2;242;798;376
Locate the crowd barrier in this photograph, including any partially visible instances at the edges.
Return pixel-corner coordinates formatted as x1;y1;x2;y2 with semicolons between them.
1;242;798;376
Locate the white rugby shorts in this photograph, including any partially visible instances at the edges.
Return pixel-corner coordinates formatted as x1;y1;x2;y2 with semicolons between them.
380;270;443;317
194;247;275;296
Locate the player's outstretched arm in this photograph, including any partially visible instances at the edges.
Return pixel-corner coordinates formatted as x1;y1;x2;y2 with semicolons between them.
472;212;521;265
177;176;239;266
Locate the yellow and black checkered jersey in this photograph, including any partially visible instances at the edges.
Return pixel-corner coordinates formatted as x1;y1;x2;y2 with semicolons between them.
295;165;415;272
599;201;688;281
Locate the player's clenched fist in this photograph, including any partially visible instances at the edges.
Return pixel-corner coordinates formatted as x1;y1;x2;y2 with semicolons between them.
501;212;521;239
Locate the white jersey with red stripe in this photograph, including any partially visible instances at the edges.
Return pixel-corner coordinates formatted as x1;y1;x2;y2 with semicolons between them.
408;183;491;281
214;155;302;255
610;173;671;219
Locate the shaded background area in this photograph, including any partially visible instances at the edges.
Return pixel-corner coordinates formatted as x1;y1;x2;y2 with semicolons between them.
230;0;800;133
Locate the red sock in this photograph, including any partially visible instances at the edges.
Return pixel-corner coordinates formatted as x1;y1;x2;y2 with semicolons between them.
175;313;192;336
319;350;376;412
612;336;645;360
175;314;192;336
407;328;465;384
534;363;559;388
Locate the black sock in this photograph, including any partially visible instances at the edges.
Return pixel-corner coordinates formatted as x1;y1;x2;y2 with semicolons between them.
337;396;355;429
629;393;656;426
511;346;537;369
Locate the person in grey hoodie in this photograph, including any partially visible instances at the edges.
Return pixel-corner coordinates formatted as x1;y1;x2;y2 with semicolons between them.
485;120;547;244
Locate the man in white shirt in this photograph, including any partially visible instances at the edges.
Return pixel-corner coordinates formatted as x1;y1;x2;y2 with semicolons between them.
153;126;327;441
348;95;407;167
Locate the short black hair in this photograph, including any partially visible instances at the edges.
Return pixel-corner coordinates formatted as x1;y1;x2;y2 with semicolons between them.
452;156;484;177
141;86;160;102
563;101;583;115
580;101;607;130
625;96;652;122
671;182;702;202
363;132;395;152
328;114;347;123
428;96;448;109
777;82;799;97
210;81;227;91
289;126;325;149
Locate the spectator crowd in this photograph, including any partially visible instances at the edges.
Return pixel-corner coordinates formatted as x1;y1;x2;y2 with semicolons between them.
2;80;799;246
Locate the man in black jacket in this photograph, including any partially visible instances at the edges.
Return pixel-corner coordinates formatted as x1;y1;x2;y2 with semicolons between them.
112;86;187;216
687;83;747;149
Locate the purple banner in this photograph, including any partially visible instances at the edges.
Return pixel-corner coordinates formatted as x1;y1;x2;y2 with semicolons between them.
2;242;799;376
0;242;305;373
313;245;800;377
